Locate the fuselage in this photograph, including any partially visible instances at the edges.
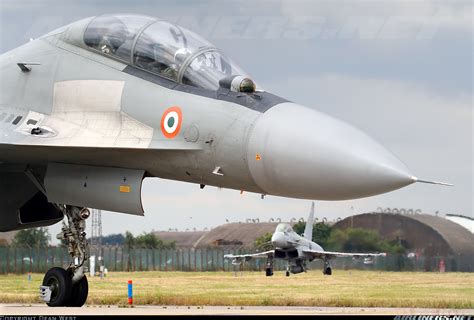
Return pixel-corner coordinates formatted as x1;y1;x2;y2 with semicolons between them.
0;29;264;193
0;14;416;203
271;223;323;254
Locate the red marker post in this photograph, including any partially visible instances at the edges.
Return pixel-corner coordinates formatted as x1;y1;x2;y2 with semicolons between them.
127;280;133;305
439;259;446;273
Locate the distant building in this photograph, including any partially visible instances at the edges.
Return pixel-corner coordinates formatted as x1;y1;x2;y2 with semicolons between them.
153;231;207;248
333;213;474;271
153;222;280;249
193;222;279;248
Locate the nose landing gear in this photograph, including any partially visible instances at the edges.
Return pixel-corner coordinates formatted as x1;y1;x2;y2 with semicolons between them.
39;205;90;307
323;259;332;275
265;257;274;276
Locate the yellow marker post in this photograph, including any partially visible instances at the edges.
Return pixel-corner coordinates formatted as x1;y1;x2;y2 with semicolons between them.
120;185;131;193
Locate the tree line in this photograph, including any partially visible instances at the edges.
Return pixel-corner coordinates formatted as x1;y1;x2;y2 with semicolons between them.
5;222;406;254
4;228;175;249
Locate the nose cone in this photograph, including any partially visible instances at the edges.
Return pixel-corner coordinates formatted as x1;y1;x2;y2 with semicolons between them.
247;103;415;200
271;232;289;248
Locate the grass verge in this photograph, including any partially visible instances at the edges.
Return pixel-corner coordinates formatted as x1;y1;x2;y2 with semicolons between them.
1;270;472;308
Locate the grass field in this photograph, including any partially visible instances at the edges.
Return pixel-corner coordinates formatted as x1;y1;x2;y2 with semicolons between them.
1;270;473;308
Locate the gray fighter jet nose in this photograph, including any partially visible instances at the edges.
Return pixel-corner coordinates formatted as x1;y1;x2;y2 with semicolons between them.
247;103;415;200
271;232;289;248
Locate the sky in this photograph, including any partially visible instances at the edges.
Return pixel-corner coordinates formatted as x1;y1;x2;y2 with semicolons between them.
0;0;472;241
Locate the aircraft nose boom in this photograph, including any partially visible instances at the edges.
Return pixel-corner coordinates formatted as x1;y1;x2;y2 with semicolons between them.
247;103;415;200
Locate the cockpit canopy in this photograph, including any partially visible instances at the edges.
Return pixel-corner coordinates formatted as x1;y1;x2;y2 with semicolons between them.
82;14;255;91
275;223;293;234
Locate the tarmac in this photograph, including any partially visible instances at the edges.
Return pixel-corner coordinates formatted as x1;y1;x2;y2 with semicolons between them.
1;304;473;316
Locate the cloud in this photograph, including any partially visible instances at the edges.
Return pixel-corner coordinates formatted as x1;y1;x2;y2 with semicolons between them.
280;0;472;36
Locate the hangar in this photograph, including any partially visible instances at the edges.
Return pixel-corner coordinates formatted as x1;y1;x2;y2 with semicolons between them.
333;213;474;271
155;222;279;249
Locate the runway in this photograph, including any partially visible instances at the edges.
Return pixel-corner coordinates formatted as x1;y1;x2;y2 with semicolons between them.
1;304;473;315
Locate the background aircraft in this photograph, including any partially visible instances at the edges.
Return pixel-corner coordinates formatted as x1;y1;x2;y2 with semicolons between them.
0;14;447;307
225;202;386;276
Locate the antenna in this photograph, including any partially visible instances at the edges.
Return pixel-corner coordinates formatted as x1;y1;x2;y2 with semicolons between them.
90;209;103;275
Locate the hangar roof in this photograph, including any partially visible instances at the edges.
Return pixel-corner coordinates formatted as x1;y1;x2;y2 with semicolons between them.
445;214;473;234
153;231;206;248
194;222;279;248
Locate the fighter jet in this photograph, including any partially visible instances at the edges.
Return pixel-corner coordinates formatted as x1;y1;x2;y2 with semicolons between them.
0;14;450;307
224;202;386;276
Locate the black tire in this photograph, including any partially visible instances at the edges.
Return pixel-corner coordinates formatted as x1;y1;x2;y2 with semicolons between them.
265;268;273;277
285;271;290;277
67;275;88;307
324;267;332;275
42;267;72;307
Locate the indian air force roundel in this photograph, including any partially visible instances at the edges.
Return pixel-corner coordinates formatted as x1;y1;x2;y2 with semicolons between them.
161;106;183;139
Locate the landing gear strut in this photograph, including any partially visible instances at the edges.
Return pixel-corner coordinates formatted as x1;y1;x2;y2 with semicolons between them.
286;262;290;277
323;259;332;275
265;256;274;276
40;205;90;307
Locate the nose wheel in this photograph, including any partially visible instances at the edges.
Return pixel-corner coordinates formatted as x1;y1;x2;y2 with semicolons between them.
323;259;332;275
265;257;274;276
40;267;72;307
39;205;90;307
40;269;89;307
68;274;89;307
265;267;274;276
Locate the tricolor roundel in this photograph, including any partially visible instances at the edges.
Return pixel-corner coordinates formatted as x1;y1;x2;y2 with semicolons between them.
161;106;182;139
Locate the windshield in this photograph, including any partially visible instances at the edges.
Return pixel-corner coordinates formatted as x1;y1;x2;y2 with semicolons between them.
84;14;155;63
182;50;248;90
276;223;293;233
133;20;212;82
83;15;256;90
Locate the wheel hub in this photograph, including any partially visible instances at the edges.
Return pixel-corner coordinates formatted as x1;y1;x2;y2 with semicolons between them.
39;285;52;303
